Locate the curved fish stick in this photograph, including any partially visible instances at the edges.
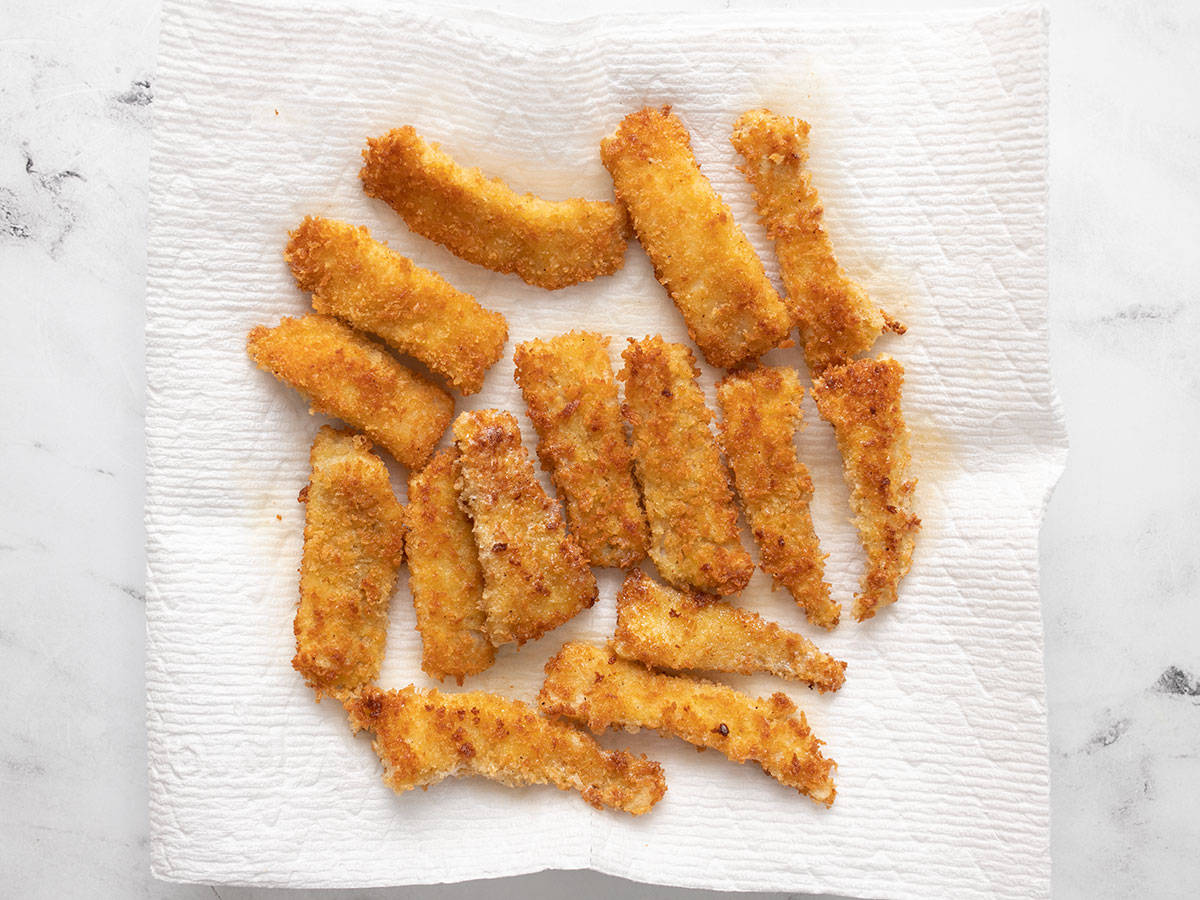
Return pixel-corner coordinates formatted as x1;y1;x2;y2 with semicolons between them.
345;685;666;816
540;642;836;806
601;106;790;369
285;216;508;395
247;314;453;468
361;126;629;290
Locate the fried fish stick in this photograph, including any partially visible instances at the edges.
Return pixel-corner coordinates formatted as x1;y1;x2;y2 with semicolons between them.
513;332;648;569
293;427;406;699
619;337;753;596
731;109;904;376
716;366;839;628
345;685;666;815
453;410;597;646
406;448;495;683
247;314;453;468
360;126;629;290
811;356;920;621
612;570;846;693
540;642;836;806
285;216;508;395
601;106;790;369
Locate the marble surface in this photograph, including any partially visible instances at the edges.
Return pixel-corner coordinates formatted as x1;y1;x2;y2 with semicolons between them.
0;0;1195;898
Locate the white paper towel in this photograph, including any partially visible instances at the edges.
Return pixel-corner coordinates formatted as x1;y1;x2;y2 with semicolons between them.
145;1;1066;896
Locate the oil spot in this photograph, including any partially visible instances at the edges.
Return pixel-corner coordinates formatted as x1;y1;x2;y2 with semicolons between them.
1086;717;1130;752
0;188;31;240
1154;665;1200;697
114;78;153;106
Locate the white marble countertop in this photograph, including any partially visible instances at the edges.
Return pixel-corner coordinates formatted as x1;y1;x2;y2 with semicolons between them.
1;0;1195;898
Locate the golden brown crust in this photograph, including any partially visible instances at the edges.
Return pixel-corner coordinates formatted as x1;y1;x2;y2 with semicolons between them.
246;314;453;468
730;109;904;376
612;570;846;692
601;106;791;369
452;410;597;646
716;366;839;628
513;332;648;568
285;216;508;395
360;126;629;290
406;448;495;683
345;685;666;815
619;336;753;596
539;642;836;806
811;356;920;621
293;427;406;699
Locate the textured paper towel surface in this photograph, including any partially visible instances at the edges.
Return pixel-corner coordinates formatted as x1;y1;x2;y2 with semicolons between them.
145;1;1066;896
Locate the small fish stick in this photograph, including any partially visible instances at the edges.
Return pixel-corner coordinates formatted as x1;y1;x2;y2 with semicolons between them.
360;126;629;290
613;570;846;693
716;366;839;628
619;336;753;596
730;109;904;376
293;427;406;699
452;410;597;646
406;448;495;683
601;106;790;369
285;216;508;395
513;332;648;569
345;685;666;815
247;314;453;468
811;356;920;621
540;642;836;806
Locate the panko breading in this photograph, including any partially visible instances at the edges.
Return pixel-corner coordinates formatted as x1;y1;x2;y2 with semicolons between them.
513;332;648;569
612;570;846;693
345;685;666;815
453;410;597;646
285;216;508;395
246;314;453;468
540;642;836;806
293;427;406;699
811;356;920;621
601;106;790;369
730;109;904;376
619;337;753;596
716;366;839;628
360;126;629;290
406;448;495;683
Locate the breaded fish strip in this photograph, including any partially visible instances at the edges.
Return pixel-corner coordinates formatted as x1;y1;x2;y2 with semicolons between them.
540;642;836;806
716;366;839;628
360;126;629;290
513;332;648;569
612;570;846;693
619;337;753;596
345;685;666;815
453;410;597;646
730;109;904;376
285;216;507;395
406;448;495;683
811;356;920;621
601;106;790;369
293;427;406;699
247;314;453;468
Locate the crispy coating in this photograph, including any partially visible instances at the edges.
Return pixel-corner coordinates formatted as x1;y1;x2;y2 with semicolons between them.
619;337;753;596
452;410;597;646
716;366;839;628
600;106;790;369
246;314;453;468
293;427;406;699
345;685;666;815
540;642;836;806
285;216;508;395
730;109;904;376
811;356;921;621
513;332;648;568
406;448;495;683
360;126;629;290
612;570;846;693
